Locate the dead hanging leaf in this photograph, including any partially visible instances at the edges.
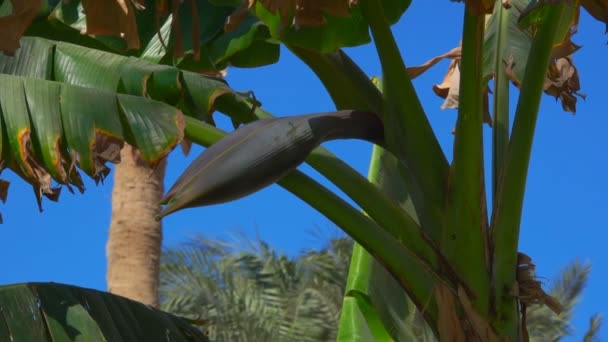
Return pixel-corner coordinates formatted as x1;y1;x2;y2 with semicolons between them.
241;0;355;31
505;55;585;114
435;284;504;342
12;130;63;212
81;0;141;50
433;57;462;111
292;0;354;28
409;46;492;126
0;0;44;55
451;0;494;14
170;0;184;58
457;286;501;342
580;0;608;33
435;285;467;342
514;252;563;314
0;179;9;204
514;253;563;341
544;56;585;113
225;0;256;32
189;0;201;60
92;131;124;183
407;47;462;79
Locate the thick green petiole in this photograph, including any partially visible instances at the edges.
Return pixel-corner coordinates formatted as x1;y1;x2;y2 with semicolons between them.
490;4;566;338
183;117;440;326
359;0;449;243
213;97;450;287
491;2;511;198
442;5;490;316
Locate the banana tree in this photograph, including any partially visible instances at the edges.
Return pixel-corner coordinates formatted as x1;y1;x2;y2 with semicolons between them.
157;0;607;340
0;0;281;309
0;0;606;340
0;0;279;335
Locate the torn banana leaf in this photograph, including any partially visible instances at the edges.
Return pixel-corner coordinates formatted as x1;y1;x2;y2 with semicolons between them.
161;110;383;216
0;74;184;215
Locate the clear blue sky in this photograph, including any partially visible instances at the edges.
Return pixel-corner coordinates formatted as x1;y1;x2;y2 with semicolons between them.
0;2;606;340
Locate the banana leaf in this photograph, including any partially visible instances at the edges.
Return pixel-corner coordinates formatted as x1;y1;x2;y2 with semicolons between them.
0;282;209;341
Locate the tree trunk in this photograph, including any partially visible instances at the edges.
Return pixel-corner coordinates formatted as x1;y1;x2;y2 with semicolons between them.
106;144;166;307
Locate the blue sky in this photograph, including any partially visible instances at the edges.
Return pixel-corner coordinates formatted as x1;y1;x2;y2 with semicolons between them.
0;2;606;340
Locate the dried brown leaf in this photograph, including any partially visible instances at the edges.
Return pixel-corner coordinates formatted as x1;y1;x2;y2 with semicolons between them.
81;0;141;50
544;56;585;113
254;0;355;30
189;0;201;60
433;58;462;111
516;252;563;314
451;0;494;14
180;138;193;156
15;130;62;211
225;0;256;32
0;179;9;203
504;53;584;114
580;0;608;32
0;0;44;55
457;286;501;342
170;0;183;57
436;285;467;342
410;47;492;126
514;253;564;342
407;47;462;80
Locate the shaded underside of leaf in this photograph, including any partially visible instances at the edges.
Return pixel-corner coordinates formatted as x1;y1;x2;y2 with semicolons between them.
41;0;280;73
80;0;141;50
0;0;44;55
0;282;209;341
251;0;411;52
580;0;608;32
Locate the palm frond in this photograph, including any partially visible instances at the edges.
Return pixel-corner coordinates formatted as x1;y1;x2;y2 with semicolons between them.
527;260;591;341
582;314;602;342
160;234;353;341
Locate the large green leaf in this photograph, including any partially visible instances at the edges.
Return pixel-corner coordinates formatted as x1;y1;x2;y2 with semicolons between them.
0;282;209;341
37;0;279;72
0;36;263;216
251;0;412;52
0;36;271;221
0;73;183;210
2;37;242;121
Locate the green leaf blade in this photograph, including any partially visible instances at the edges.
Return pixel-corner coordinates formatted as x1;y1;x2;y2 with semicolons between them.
0;282;209;342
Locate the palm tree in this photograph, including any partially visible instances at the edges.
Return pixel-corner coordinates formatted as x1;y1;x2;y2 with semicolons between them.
2;0;608;339
160;235;601;341
160;234;352;341
0;0;277;308
106;147;166;307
